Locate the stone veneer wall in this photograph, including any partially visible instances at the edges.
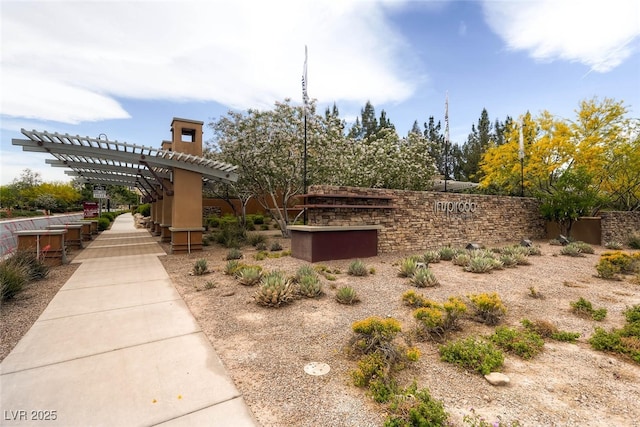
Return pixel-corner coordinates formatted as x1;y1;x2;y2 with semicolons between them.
600;211;640;244
307;185;546;254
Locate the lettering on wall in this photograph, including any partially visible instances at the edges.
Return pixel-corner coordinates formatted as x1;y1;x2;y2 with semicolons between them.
433;200;477;216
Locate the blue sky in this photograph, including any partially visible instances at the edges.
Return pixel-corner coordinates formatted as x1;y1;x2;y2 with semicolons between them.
1;0;639;185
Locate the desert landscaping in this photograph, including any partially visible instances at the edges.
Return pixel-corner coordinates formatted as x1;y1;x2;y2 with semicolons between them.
2;231;639;427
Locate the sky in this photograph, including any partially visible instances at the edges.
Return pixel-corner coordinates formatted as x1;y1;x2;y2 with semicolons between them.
1;0;639;185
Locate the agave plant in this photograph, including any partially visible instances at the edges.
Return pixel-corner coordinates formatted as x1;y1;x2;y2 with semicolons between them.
398;257;418;277
348;259;369;277
254;271;295;307
298;274;323;298
335;286;359;304
192;258;209;276
422;250;441;264
295;264;317;282
237;266;262;286
438;246;456;261
410;268;439;288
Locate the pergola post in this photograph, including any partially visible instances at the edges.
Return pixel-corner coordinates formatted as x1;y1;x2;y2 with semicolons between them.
169;118;204;253
160;177;173;242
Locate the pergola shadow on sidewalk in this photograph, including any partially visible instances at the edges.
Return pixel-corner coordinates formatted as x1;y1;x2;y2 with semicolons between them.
0;213;257;427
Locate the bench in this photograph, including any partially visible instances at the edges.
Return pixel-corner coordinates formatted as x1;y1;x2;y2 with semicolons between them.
46;224;83;249
13;229;67;266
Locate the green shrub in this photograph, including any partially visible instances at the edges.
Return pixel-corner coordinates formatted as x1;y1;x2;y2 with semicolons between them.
413;298;466;342
192;259;208;276
269;241;283;252
520;318;580;342
136;203;151;216
628;233;640;249
439;337;504;375
468;293;507;325
560;243;586;257
570;297;607;321
409;268;439;288
7;250;49;281
247;214;265;225
348;259;369;277
214;223;247;248
97;217;110;231
401;290;430;308
247;233;267;247
336;286;359;304
605;241;624;250
384;382;449;427
489;326;544;359
0;260;29;300
226;248;243;260
224;259;242;276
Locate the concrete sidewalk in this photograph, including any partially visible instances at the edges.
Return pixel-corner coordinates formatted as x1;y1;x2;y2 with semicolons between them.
1;213;258;426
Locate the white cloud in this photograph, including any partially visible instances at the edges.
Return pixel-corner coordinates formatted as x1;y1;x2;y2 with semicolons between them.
1;0;419;124
482;0;640;72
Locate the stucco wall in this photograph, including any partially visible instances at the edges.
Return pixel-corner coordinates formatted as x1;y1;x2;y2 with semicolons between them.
600;211;640;245
306;185;545;253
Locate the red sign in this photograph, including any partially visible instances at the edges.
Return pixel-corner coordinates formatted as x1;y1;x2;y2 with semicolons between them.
83;202;99;218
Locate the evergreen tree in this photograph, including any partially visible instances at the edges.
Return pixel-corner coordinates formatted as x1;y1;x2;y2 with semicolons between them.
461;108;493;182
361;101;378;138
423;116;446;177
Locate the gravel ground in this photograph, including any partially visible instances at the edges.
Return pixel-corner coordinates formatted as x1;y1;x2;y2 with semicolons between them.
160;235;640;427
3;234;639;426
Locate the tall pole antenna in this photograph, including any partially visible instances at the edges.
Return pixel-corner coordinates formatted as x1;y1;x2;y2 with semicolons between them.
444;91;449;192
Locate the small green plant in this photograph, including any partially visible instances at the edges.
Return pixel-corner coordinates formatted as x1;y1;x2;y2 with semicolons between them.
468;292;507;325
628;232;640;249
237;266;262;286
348;259;369;276
439;337;504;375
519;318;581;343
452;253;471;267
571;241;595;254
605;241;624;250
489;326;544;359
422;250;441;264
0;259;29;300
401;290;436;308
560;243;586;257
409;267;439;288
589;307;640;364
398;257;418;278
269;241;283;251
384;382;450;427
225;248;243;260
204;281;217;290
336;286;359;304
464;255;502;273
224;259;240;275
438;246;457;261
192;258;209;276
527;286;544;299
570;297;607;321
295;265;316;282
255;241;267;251
247;233;267;247
462;408;522;427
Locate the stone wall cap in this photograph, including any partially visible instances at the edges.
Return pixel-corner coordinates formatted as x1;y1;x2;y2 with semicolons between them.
288;225;382;232
46;224;83;229
169;227;205;232
13;229;67;235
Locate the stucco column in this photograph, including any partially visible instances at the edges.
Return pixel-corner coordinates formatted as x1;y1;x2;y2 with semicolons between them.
160;178;173;242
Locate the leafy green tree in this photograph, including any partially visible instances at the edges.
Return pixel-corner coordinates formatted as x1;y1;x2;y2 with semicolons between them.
538;167;602;237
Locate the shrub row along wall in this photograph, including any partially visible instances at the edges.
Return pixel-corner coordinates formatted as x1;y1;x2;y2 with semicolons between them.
600;211;640;244
307;185;545;253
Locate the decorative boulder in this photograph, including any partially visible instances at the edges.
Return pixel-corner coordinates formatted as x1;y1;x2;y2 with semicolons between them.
484;372;510;386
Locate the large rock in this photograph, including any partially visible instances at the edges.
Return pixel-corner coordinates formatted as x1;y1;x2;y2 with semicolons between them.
484;372;510;386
